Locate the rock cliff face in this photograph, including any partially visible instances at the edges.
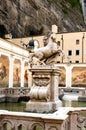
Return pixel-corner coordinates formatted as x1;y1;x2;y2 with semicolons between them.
0;0;86;38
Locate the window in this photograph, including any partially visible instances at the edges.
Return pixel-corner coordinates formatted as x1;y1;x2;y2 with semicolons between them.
75;60;79;63
68;50;72;56
57;61;60;63
69;61;72;63
76;40;79;45
67;56;71;63
76;50;80;55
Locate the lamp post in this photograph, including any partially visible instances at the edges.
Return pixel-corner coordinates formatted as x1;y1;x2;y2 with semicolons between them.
82;33;85;63
61;35;64;63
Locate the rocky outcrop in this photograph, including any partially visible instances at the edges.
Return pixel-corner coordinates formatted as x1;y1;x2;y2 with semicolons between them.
0;0;86;38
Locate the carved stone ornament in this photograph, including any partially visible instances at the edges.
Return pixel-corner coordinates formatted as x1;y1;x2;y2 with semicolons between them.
77;116;86;129
29;86;50;101
33;77;50;86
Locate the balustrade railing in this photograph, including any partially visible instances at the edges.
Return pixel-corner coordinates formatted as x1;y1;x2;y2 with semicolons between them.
0;108;85;130
0;87;30;102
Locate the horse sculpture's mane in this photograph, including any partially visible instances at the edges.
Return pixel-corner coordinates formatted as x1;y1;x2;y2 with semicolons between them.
29;32;64;66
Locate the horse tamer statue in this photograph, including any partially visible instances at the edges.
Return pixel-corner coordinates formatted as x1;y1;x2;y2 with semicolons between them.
29;32;65;66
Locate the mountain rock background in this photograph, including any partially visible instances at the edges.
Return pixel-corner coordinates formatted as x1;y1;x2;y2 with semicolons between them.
0;0;86;38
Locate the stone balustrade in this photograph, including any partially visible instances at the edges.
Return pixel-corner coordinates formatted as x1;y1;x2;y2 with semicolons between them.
59;87;86;96
0;87;30;102
0;87;86;102
0;107;85;130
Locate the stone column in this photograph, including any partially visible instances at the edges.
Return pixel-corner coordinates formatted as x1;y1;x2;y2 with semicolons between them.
25;65;62;113
65;64;73;88
20;58;25;87
9;54;15;88
69;111;78;130
28;64;32;88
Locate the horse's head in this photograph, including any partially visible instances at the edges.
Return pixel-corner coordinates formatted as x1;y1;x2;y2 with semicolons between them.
47;32;56;42
43;32;56;46
51;33;56;40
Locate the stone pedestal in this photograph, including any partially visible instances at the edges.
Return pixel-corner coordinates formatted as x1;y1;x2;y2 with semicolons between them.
25;65;62;113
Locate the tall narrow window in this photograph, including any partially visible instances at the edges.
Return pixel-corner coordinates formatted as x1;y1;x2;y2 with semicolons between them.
76;40;79;45
76;50;80;55
68;50;72;56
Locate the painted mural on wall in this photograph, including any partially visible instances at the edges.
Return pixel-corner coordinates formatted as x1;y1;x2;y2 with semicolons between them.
72;67;86;87
0;55;86;88
13;60;28;87
58;67;86;87
13;59;21;87
0;55;9;87
0;55;29;87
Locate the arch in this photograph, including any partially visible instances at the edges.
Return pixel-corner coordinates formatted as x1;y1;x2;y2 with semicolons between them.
27;39;39;52
0;119;15;130
30;123;44;130
3;123;11;130
16;122;27;130
18;124;25;130
0;24;7;38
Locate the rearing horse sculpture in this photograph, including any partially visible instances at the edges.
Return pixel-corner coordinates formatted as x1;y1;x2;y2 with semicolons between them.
29;32;65;66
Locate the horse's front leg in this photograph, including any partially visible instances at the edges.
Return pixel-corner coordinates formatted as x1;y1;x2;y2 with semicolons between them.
28;53;34;67
37;53;46;65
57;49;65;58
61;50;65;58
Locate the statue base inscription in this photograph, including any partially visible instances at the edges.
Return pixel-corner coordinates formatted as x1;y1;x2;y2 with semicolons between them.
25;65;62;113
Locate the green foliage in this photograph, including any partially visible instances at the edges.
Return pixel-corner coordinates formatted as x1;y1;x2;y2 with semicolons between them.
61;0;80;14
61;2;68;14
69;0;79;7
48;0;79;6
